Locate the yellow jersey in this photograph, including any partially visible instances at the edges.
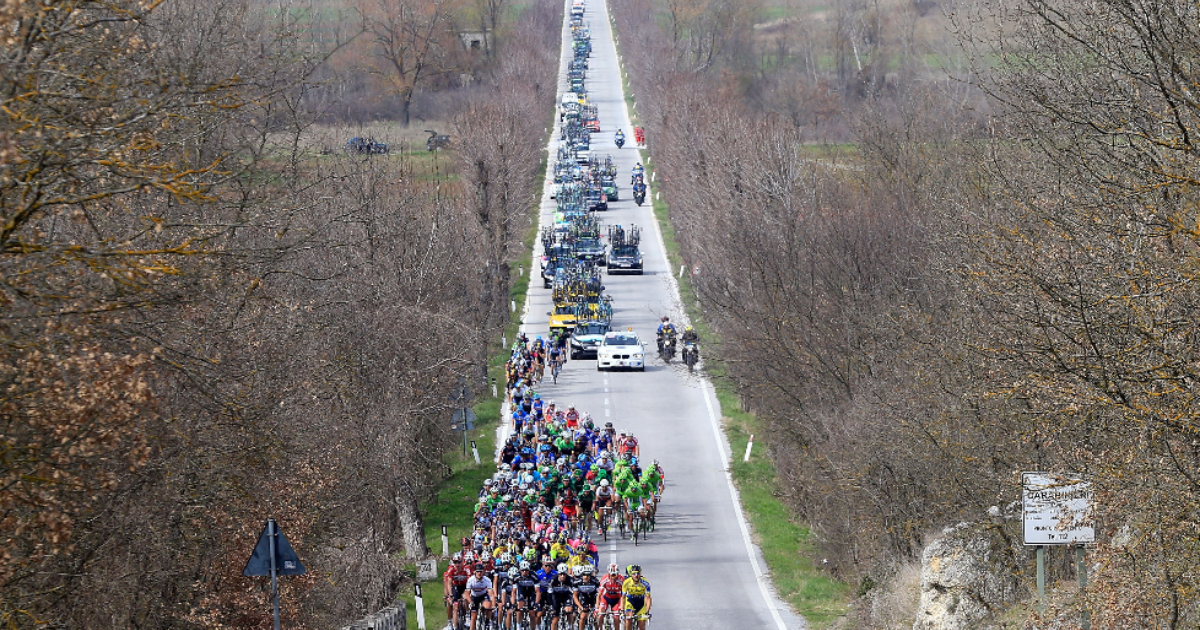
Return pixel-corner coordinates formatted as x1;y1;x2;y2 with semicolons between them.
621;577;650;598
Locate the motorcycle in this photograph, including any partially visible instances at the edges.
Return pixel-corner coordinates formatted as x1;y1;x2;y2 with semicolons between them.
682;341;699;372
657;331;677;362
615;131;625;148
633;182;646;206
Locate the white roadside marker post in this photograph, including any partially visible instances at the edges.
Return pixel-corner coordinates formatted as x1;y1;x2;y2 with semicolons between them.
744;435;754;462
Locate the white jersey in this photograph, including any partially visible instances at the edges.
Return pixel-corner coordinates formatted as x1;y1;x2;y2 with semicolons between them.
466;575;493;597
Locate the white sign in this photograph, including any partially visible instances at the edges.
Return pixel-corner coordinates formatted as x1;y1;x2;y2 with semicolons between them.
1022;472;1095;546
417;560;438;581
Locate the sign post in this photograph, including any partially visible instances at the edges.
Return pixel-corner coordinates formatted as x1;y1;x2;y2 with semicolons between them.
470;440;480;464
441;525;449;556
414;583;426;630
1023;473;1094;622
243;518;307;630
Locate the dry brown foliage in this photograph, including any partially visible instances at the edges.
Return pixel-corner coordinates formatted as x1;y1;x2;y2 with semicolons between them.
0;0;558;625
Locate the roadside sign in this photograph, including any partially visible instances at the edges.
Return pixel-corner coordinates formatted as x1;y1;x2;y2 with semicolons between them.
417;559;438;580
450;409;476;431
1022;472;1095;546
244;519;306;576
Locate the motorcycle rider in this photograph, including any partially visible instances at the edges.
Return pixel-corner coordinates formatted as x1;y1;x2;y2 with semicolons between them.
655;317;676;353
631;163;644;185
615;129;625;147
681;325;698;345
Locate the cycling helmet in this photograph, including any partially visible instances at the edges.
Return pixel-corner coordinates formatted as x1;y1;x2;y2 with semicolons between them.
453;552;463;562
608;563;620;575
501;552;513;564
484;479;494;486
503;494;513;502
508;567;520;579
578;454;587;461
627;564;641;575
474;563;485;572
463;551;475;562
600;479;609;486
581;564;595;575
557;563;569;573
685;325;693;332
520;561;532;571
572;565;585;577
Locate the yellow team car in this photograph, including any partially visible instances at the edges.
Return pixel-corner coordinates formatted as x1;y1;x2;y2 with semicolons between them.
548;303;578;336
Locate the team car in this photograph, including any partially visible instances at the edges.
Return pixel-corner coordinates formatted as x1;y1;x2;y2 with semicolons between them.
570;320;611;359
596;330;645;372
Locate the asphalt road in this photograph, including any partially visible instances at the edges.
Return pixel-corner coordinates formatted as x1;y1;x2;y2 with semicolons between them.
512;1;807;628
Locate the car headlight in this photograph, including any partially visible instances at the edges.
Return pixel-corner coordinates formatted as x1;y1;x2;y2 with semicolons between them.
633;353;643;359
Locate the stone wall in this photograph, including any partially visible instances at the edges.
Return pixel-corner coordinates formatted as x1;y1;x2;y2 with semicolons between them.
339;603;405;630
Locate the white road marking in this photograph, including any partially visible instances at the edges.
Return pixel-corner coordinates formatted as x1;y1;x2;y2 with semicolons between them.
605;409;610;417
604;398;610;406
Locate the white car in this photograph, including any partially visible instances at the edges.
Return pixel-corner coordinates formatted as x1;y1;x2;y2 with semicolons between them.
597;331;645;372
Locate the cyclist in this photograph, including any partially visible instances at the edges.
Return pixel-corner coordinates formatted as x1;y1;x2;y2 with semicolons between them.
443;552;470;628
617;432;639;458
573;565;600;630
619;565;651;630
546;564;576;630
594;479;615;529
644;460;664;495
465;563;495;630
578;481;596;530
495;565;517;623
512;561;540;629
596;564;624;624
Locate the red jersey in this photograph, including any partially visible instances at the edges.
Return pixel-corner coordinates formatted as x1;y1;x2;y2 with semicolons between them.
445;563;470;586
599;575;624;599
618;437;638;455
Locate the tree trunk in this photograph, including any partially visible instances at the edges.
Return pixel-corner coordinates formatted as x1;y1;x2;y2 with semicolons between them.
397;482;427;558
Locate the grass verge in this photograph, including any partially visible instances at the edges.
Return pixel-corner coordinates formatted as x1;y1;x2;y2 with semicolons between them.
611;13;852;629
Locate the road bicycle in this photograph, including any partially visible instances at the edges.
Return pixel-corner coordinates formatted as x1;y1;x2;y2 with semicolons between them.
630;508;650;545
574;605;597;630
595;506;612;541
597;610;621;630
448;596;469;630
551;356;563;383
621;611;651;630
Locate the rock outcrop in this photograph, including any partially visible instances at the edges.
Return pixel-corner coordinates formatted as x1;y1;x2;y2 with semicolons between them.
913;520;1024;630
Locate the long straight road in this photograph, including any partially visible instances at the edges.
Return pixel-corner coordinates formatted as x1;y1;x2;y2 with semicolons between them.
513;1;807;628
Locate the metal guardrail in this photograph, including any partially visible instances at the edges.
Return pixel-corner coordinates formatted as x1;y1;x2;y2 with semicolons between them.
339;603;405;630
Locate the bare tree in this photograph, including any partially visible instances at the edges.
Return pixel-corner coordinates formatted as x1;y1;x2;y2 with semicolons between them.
361;0;459;126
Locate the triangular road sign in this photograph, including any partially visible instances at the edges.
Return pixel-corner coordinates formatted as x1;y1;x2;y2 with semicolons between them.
244;519;306;577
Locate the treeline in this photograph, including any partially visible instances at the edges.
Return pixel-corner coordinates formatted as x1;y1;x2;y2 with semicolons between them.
0;0;557;627
614;0;1200;625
